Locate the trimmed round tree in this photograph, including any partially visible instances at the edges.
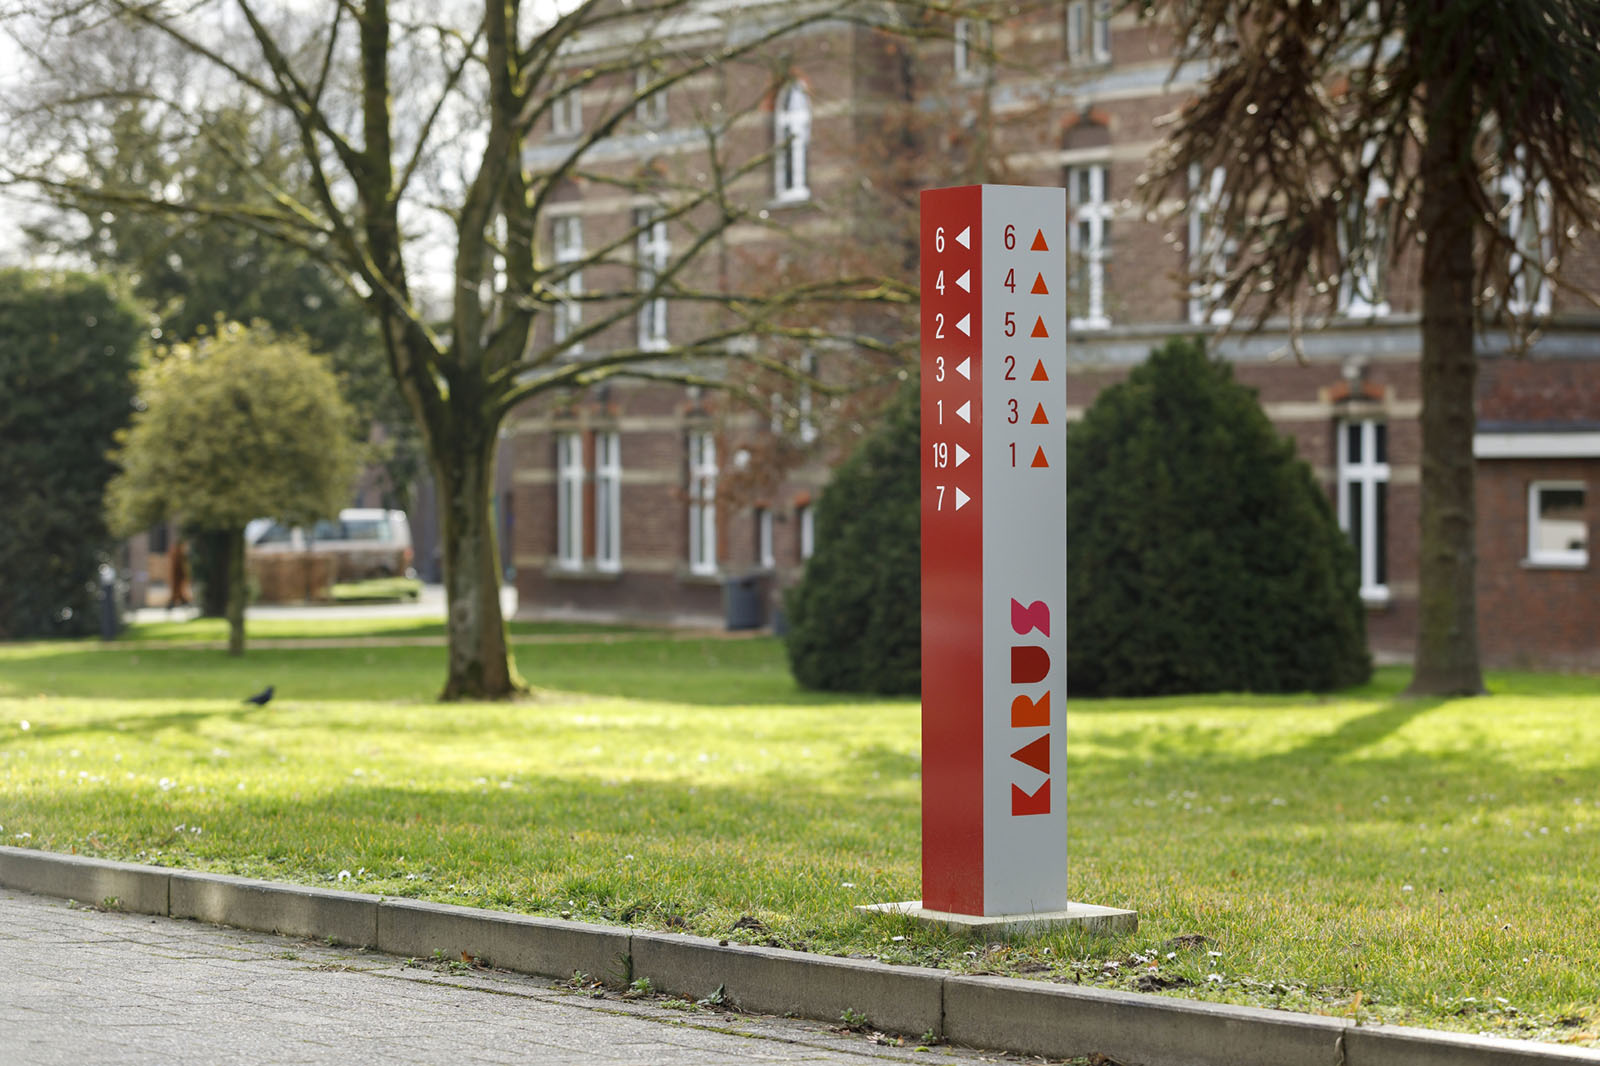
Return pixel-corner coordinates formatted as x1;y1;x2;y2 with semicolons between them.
106;321;359;655
784;379;920;694
1066;337;1370;696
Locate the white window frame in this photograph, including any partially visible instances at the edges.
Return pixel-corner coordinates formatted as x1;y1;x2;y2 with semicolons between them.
555;432;585;570
635;68;666;126
1339;142;1392;317
1067;1;1110;63
797;351;818;444
1187;164;1233;326
755;507;774;569
594;431;622;572
1068;163;1112;330
797;504;815;561
550;214;584;355
774;81;812;203
687;431;717;576
1336;420;1390;603
1527;481;1588;568
635;207;669;350
552;86;582;137
1499;159;1554;317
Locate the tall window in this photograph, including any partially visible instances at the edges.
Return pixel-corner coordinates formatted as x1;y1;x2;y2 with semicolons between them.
797;351;818;444
635;207;669;350
1066;0;1110;63
687;431;717;575
1337;420;1389;602
1187;164;1233;326
1499;159;1553;317
755;507;774;569
555;432;585;570
1339;143;1391;317
774;81;812;202
1527;482;1587;567
550;214;584;354
797;503;815;561
594;431;622;572
552;86;582;136
635;68;666;125
1068;163;1111;330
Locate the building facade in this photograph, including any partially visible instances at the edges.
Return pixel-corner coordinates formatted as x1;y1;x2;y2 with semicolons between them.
510;1;1600;669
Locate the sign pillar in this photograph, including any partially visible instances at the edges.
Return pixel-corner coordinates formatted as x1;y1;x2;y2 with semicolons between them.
875;184;1133;932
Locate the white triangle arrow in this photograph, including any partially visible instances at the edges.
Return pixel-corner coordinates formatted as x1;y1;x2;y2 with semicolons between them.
955;313;971;337
954;443;970;467
956;269;971;292
955;226;971;249
955;487;971;510
956;400;971;423
955;357;970;380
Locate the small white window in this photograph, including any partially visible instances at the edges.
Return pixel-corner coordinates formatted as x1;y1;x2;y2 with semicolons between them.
635;68;666;126
555;432;585;570
552;86;582;137
1337;420;1390;603
550;214;584;355
1187;164;1233;326
594;431;622;572
1067;1;1110;63
1068;163;1111;330
687;431;717;575
755;507;774;569
1499;157;1553;317
1528;482;1587;567
797;504;815;561
635;207;669;350
798;352;818;444
953;19;990;79
1340;141;1392;317
774;81;811;202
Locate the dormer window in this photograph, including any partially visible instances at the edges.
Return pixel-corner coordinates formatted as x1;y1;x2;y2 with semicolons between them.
774;81;811;202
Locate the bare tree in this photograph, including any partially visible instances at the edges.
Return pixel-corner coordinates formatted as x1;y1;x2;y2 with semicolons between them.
3;0;921;698
1139;0;1600;696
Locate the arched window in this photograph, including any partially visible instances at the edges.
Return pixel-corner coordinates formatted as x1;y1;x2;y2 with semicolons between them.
774;81;811;202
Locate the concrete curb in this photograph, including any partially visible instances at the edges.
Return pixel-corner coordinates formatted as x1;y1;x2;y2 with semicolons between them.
3;847;1597;1066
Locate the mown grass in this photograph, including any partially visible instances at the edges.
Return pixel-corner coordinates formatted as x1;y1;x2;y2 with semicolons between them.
329;576;423;602
1;634;1597;1046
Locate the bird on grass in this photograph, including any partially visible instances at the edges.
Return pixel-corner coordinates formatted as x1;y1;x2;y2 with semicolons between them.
242;686;274;707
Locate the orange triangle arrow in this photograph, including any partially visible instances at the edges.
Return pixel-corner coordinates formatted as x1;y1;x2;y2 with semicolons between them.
1030;316;1050;338
1030;229;1049;252
1011;734;1050;774
1030;273;1049;294
1031;446;1050;468
1030;403;1049;425
1031;360;1049;381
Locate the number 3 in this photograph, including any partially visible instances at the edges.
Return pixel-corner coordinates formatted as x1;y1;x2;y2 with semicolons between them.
936;356;945;382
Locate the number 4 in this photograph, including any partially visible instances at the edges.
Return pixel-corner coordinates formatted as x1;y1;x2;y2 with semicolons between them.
937;270;945;295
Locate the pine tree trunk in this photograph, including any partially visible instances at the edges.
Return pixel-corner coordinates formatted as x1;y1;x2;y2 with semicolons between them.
1406;38;1485;697
225;526;246;657
436;424;524;700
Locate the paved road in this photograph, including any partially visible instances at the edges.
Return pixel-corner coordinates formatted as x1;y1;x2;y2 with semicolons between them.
0;890;1015;1066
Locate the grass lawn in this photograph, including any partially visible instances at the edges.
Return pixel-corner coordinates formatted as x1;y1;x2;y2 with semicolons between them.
1;631;1598;1046
329;576;423;602
118;616;646;645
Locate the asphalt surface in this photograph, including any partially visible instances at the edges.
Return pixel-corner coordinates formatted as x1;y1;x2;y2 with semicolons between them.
0;889;1016;1066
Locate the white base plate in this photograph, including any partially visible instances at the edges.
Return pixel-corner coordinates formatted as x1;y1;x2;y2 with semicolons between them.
857;899;1137;936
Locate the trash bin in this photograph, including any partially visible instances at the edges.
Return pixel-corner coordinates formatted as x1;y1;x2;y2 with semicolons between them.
722;573;767;631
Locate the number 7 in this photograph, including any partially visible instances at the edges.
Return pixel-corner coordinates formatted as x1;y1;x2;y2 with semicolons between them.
936;484;945;510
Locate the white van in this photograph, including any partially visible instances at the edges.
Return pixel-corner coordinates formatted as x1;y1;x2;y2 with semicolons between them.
247;509;414;581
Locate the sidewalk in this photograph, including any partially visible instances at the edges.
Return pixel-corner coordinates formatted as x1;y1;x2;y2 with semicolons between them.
0;888;997;1066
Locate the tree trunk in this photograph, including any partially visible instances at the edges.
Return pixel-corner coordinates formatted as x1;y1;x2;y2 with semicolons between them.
225;525;246;657
196;528;231;617
436;421;524;700
1406;33;1485;697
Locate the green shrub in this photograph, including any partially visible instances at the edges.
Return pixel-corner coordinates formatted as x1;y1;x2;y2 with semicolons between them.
1065;337;1370;695
0;270;144;638
784;380;920;694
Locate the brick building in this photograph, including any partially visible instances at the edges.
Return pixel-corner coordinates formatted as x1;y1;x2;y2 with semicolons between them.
510;1;1600;670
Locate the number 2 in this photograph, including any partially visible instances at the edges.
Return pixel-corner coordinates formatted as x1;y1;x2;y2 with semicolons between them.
935;313;945;339
1004;355;1015;381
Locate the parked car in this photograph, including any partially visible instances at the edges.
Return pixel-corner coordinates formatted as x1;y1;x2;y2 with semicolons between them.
246;509;415;582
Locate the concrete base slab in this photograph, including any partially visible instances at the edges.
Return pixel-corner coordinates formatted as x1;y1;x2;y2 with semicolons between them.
857;899;1137;936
